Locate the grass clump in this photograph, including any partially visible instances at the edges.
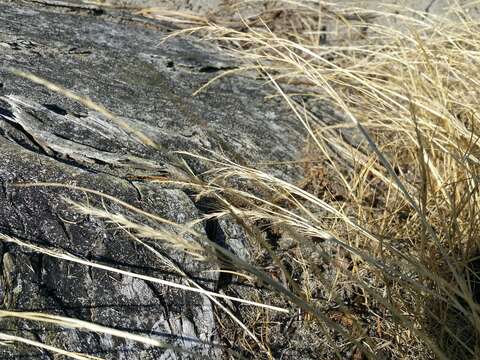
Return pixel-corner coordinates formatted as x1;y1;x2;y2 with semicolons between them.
145;1;480;358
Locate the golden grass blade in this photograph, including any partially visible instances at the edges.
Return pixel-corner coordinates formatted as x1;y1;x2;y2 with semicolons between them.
0;233;288;313
0;311;219;359
0;332;104;360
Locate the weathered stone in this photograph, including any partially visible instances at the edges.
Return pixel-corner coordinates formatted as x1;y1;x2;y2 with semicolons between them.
107;0;223;13
0;1;305;358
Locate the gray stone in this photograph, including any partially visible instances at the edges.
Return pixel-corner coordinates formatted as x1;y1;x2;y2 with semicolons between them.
106;0;223;13
0;1;305;358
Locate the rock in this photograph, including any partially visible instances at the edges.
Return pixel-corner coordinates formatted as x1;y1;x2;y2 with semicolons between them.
0;1;305;358
107;0;223;13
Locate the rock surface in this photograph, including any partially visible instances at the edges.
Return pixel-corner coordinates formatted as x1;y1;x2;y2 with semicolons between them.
108;0;223;13
0;1;304;358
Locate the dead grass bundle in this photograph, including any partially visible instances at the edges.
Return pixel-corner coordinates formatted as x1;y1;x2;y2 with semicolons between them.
143;1;480;358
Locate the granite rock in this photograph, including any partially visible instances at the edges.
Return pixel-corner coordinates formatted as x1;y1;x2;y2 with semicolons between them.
0;1;305;358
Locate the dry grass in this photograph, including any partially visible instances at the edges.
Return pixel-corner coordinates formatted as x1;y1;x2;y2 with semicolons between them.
3;0;480;359
144;0;480;358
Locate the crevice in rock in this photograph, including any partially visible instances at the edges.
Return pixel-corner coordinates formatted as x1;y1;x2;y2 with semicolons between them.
0;179;8;198
142;280;176;338
28;0;106;14
91;8;105;16
259;220;281;250
0;117;116;175
41;148;104;174
198;65;237;74
127;180;143;202
48;133;117;155
55;214;73;245
187;194;233;291
0;115;44;154
42;103;67;116
0;106;13;118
